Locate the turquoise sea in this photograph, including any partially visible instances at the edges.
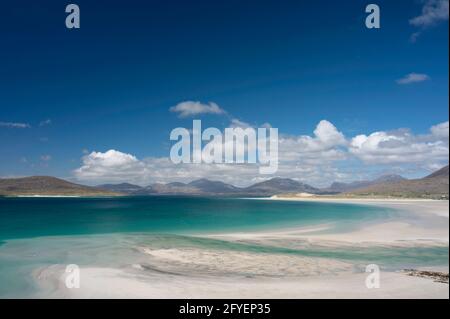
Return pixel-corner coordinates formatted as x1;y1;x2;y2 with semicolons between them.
0;196;399;240
0;196;448;298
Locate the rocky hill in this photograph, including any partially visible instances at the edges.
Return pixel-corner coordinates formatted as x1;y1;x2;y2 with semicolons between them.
348;166;449;199
0;176;121;196
325;174;406;193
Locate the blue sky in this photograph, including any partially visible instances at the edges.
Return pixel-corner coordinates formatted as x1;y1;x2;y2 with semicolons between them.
0;0;448;186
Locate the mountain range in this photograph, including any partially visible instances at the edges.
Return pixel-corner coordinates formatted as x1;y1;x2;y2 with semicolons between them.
96;165;449;199
1;165;448;199
97;177;321;196
347;165;449;199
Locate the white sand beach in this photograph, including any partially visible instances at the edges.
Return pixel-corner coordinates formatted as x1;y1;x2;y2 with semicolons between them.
38;265;448;299
211;198;449;244
32;199;449;299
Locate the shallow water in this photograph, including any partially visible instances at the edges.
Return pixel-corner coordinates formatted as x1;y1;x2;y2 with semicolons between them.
0;196;447;298
0;233;447;298
0;196;395;240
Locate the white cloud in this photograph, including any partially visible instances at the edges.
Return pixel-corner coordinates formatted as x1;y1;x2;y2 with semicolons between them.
396;73;430;85
410;0;449;27
229;118;252;128
74;150;150;183
279;120;347;163
40;155;52;161
349;122;449;167
229;119;273;130
74;151;339;187
430;121;449;139
0;121;31;128
73;121;348;187
312;120;346;147
170;101;226;118
73;121;449;187
409;0;449;41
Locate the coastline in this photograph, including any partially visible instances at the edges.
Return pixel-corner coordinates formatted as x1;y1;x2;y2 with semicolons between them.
22;197;448;299
218;197;449;244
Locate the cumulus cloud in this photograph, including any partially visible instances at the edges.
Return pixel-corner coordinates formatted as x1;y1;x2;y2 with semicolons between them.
73;121;348;186
40;155;52;161
279;120;347;163
312;120;346;147
170;101;226;118
74;149;249;186
0;121;31;128
410;0;449;27
73;150;344;187
430;121;449;139
74;150;151;184
396;73;430;85
349;121;449;167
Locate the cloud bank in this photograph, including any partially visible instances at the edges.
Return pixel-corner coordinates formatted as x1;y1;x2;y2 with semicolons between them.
74;120;449;187
349;122;448;165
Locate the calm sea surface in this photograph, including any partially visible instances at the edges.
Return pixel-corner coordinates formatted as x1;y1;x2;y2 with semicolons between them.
0;196;397;240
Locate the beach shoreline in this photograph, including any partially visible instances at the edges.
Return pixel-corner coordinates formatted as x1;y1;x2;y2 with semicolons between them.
23;198;448;299
207;198;449;245
36;265;449;299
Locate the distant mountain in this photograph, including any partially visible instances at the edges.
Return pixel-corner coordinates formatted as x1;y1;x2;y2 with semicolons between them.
424;165;449;179
0;176;121;196
147;179;240;195
244;177;320;195
326;174;406;193
348;165;449;199
95;177;319;196
97;183;143;193
144;182;198;195
373;174;407;183
3;167;447;198
188;178;240;193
